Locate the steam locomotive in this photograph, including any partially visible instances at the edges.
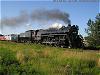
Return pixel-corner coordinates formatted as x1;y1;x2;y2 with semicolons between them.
16;24;84;48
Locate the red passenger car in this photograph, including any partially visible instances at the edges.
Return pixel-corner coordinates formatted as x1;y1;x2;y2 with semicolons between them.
0;34;6;40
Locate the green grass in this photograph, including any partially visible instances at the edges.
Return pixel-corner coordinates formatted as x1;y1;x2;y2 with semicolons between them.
0;41;100;75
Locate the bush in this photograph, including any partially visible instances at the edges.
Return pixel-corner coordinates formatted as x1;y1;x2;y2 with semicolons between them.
0;47;20;75
0;47;45;75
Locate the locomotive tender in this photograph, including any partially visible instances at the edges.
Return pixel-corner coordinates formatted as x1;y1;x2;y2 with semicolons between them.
17;24;84;48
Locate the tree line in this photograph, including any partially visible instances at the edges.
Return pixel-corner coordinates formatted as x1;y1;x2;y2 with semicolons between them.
85;13;100;47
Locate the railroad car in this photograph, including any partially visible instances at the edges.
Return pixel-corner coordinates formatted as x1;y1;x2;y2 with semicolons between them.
0;34;6;40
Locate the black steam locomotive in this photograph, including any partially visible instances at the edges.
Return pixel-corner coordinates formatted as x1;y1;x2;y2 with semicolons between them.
16;24;84;48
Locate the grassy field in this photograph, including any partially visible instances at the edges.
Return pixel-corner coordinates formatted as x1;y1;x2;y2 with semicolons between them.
0;41;100;75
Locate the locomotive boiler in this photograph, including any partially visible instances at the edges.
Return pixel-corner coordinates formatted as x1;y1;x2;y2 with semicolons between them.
17;24;84;48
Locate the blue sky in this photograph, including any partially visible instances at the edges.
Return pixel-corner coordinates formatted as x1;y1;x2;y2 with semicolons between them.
0;0;99;36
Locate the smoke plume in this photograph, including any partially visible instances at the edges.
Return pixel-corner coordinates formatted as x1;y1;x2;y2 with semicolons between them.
0;11;29;26
0;9;71;27
31;9;71;24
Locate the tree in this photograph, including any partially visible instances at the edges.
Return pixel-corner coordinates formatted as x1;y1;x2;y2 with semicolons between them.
85;13;100;46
